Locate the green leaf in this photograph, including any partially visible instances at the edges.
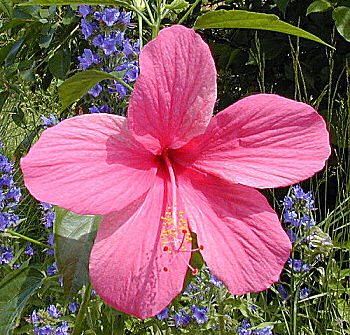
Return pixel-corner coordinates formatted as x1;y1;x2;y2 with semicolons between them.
21;0;131;7
166;0;189;12
11;106;26;126
306;0;332;15
273;0;289;14
0;91;9;111
0;267;45;335
194;10;333;48
333;6;350;42
54;207;102;299
0;0;13;18
48;47;70;79
58;69;126;110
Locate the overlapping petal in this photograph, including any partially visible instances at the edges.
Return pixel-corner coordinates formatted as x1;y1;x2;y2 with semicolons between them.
89;171;190;319
173;94;331;188
177;167;292;295
128;25;217;155
20;114;157;215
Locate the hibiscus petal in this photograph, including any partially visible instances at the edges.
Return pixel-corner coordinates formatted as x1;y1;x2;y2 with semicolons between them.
20;114;157;215
89;171;190;319
174;94;331;188
177;167;292;295
128;25;217;154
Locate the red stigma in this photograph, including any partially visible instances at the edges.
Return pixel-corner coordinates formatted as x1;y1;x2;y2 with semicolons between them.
163;246;169;251
192;268;199;275
182;229;187;234
163;267;168;272
200;245;204;250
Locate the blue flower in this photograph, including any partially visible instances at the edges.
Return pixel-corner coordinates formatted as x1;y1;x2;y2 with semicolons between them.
99;105;111;113
68;302;79;313
25;243;34;256
88;83;103;98
48;234;54;248
44;212;55;228
47;262;58;276
101;37;117;56
93;11;103;21
156;307;169;320
115;82;128;97
277;284;288;300
48;304;60;318
0;246;13;264
122;39;134;56
119;11;131;25
0;155;12;173
78;5;92;18
304;191;315;209
78;49;99;70
292;185;305;199
235;319;252;335
0;174;14;187
287;228;298;243
255;326;273;335
191;305;208;325
34;325;55;335
284;209;300;227
102;8;119;26
209;273;223;287
56;321;69;335
174;309;191;327
111;31;125;46
89;106;100;114
41;202;53;211
283;195;294;209
300;288;310;299
7;186;21;202
41;114;58;127
31;309;40;323
125;64;139;82
81;19;98;39
92;34;104;48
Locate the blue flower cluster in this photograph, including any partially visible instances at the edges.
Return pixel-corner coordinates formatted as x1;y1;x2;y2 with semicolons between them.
283;185;316;229
31;307;69;335
41;114;59;128
156;305;209;327
77;5;140;114
235;319;273;335
0;140;21;232
0;246;13;265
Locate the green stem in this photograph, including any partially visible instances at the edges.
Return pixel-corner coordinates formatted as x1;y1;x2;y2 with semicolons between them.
178;0;202;24
144;0;155;24
138;14;143;50
5;229;53;249
73;283;93;335
129;5;153;27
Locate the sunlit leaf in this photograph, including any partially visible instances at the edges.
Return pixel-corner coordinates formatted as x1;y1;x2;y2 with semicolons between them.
194;10;333;48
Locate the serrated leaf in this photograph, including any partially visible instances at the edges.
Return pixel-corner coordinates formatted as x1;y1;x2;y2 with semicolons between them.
48;47;70;79
0;91;9;111
273;0;289;14
306;0;332;15
0;267;45;335
21;0;131;7
58;69;126;110
54;207;102;299
333;6;350;42
194;10;333;48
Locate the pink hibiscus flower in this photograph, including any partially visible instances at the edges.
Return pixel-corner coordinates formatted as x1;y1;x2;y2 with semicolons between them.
20;25;330;319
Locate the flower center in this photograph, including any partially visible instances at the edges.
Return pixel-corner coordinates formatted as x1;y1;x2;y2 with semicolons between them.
161;150;203;275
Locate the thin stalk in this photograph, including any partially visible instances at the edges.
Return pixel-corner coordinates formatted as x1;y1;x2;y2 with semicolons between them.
73;283;93;335
178;0;201;24
130;4;154;27
144;0;155;24
5;229;53;249
138;14;143;50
